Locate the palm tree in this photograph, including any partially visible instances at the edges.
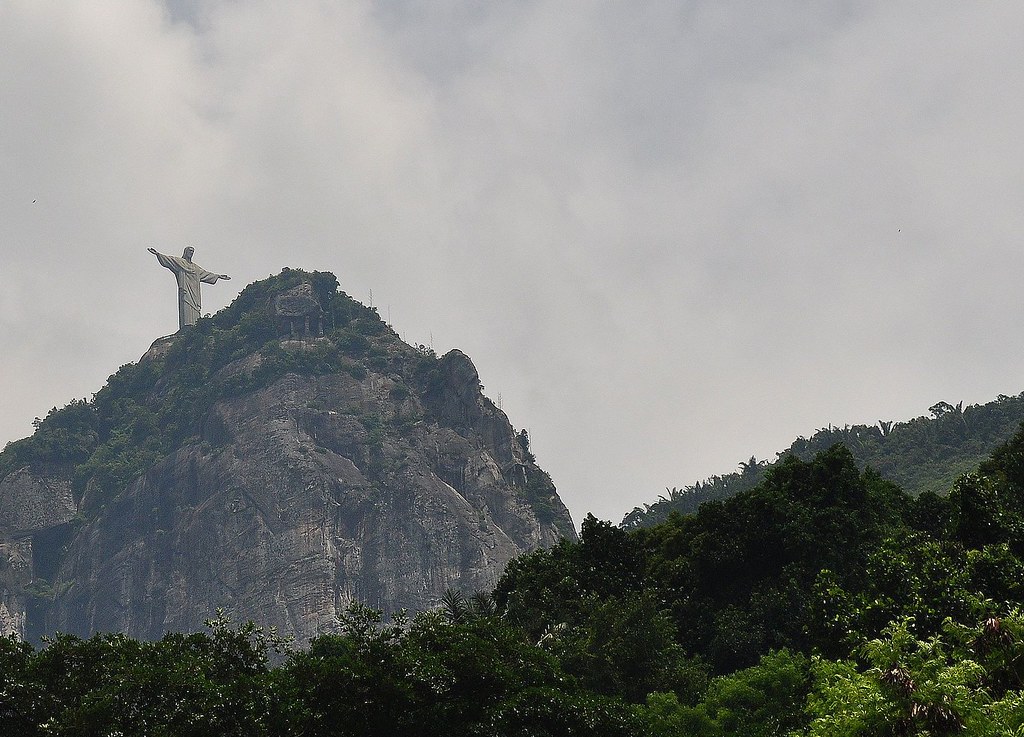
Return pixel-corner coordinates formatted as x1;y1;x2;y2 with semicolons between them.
469;592;497;618
440;589;468;623
739;456;761;478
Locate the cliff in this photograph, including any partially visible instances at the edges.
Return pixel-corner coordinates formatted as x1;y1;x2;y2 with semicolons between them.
0;270;575;642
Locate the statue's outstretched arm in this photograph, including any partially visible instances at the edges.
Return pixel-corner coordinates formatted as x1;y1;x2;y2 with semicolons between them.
148;247;180;272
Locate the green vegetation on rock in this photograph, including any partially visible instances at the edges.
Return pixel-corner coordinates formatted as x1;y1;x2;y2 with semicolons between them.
0;270;560;522
0;270;393;501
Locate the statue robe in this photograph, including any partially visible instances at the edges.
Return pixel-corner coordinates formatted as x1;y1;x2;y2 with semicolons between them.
152;250;224;329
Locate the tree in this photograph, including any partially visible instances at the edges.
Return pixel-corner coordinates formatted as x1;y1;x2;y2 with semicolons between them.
5;615;287;736
642;649;810;737
549;592;709;704
803;615;1024;736
495;514;645;640
281;603;641;736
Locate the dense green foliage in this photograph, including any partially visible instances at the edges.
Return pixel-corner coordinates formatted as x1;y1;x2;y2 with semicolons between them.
0;606;643;737
624;394;1024;527
10;426;1024;733
491;426;1024;734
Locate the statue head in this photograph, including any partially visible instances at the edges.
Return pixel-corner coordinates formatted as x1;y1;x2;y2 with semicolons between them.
182;246;195;261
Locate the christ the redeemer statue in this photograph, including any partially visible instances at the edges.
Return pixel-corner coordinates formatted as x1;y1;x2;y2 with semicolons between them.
148;246;231;330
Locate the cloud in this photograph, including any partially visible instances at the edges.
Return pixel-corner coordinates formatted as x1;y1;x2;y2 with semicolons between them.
4;1;1024;524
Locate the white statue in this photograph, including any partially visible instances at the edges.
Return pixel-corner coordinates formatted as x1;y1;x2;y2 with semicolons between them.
148;246;231;330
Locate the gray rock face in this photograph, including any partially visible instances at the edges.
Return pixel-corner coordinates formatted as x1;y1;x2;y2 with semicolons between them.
0;540;32;638
0;288;575;642
0;468;76;536
271;282;325;339
0;469;77;638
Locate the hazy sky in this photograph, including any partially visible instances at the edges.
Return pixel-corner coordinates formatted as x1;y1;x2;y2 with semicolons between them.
3;1;1024;525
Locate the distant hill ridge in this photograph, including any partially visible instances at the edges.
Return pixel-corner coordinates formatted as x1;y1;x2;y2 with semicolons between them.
623;393;1024;528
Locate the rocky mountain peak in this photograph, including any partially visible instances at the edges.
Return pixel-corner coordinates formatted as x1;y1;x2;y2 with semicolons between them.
0;269;575;642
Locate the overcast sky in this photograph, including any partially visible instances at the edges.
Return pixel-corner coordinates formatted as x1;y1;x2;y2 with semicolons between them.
3;1;1024;525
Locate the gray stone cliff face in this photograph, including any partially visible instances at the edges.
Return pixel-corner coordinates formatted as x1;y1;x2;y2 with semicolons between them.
0;279;575;642
0;470;77;639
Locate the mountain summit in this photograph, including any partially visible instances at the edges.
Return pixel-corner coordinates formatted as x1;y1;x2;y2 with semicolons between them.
0;269;574;642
